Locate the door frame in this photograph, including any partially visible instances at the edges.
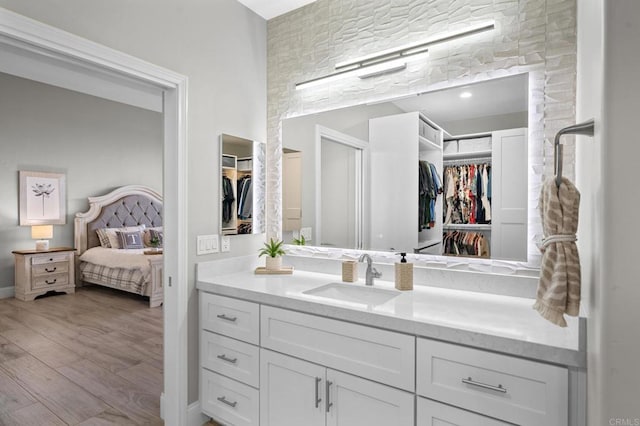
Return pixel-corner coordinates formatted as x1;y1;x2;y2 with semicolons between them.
0;8;189;425
314;125;369;249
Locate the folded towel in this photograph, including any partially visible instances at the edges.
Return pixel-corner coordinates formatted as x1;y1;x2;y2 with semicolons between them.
533;176;581;327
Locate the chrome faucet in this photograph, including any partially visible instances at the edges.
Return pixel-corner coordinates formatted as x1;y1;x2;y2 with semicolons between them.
359;254;382;286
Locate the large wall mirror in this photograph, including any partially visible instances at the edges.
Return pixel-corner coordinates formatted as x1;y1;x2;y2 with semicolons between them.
220;134;266;235
282;73;530;262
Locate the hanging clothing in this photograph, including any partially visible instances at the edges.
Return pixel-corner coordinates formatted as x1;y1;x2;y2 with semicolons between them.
534;177;581;327
442;230;490;258
237;176;253;219
419;161;442;230
443;162;491;225
222;175;235;224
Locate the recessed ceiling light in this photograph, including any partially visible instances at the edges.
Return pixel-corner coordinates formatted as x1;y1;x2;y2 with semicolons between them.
460;91;472;98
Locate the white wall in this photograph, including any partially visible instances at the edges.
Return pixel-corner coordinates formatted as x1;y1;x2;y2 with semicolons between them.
0;0;267;403
441;111;528;136
0;72;162;288
578;0;640;424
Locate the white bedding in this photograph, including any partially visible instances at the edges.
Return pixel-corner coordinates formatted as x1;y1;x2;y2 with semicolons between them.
79;247;152;274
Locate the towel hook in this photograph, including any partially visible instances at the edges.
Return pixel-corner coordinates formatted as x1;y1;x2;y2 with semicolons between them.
553;119;595;187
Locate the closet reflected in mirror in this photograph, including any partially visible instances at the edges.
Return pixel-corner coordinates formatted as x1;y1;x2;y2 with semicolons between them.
220;134;266;235
282;73;529;261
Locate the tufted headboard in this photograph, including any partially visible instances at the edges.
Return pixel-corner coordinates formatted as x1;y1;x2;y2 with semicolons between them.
74;185;163;255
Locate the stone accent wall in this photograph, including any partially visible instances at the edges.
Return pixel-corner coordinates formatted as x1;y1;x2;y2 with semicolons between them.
267;0;577;265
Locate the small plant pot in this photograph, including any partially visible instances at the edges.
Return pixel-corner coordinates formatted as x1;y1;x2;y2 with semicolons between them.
265;256;282;271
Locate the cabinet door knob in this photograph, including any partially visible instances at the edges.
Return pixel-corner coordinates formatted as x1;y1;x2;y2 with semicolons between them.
216;314;237;323
216;354;238;364
217;396;237;408
325;380;333;413
315;377;322;408
461;377;507;393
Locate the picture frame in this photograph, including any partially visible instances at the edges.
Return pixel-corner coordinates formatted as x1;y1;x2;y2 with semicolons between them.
19;170;66;225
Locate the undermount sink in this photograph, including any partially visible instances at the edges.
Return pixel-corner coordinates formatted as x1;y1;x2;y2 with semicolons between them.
302;282;400;306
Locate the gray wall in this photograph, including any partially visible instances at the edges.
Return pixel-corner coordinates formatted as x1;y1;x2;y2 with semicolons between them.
0;0;267;403
0;72;162;288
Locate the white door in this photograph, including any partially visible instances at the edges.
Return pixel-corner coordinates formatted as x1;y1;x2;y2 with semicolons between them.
320;137;357;248
283;151;303;231
491;128;528;260
326;369;414;426
260;349;325;426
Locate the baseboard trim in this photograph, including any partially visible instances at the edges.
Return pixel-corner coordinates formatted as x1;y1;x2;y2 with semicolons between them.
160;393;208;426
0;286;15;299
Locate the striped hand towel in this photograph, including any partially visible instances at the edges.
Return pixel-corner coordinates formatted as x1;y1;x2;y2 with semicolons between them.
534;177;581;327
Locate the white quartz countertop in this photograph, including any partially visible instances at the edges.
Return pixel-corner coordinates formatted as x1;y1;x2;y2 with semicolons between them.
197;269;585;368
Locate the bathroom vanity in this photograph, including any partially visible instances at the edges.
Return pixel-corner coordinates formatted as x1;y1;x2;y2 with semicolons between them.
197;259;585;426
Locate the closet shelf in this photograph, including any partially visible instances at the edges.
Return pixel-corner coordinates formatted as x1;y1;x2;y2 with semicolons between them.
419;136;441;152
443;224;491;231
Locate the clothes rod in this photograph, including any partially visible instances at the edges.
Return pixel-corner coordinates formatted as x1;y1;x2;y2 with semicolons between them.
554;119;595;187
443;156;492;166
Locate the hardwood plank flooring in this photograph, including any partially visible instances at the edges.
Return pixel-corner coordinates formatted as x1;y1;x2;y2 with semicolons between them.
0;285;163;425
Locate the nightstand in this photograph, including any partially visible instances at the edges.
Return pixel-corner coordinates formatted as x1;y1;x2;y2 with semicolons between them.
12;247;76;301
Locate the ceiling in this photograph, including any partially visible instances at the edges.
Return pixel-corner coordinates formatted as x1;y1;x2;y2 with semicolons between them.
237;0;317;20
392;73;529;127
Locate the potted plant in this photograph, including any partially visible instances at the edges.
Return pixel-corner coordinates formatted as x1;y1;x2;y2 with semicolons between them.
149;235;161;252
292;234;306;246
259;238;286;271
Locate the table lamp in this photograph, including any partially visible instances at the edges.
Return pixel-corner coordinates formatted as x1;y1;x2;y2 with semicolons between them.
31;225;53;251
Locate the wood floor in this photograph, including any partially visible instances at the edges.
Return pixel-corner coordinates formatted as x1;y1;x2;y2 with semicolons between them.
0;285;163;425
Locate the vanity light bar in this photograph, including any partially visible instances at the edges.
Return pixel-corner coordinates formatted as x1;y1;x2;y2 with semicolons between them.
335;21;496;70
295;20;495;91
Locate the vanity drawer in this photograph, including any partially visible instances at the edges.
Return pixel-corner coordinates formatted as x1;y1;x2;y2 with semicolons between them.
201;330;259;388
201;369;259;426
200;293;259;345
417;397;511;426
261;305;415;391
416;338;568;426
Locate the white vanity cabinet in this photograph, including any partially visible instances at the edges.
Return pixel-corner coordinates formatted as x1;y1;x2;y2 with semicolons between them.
200;293;260;426
260;348;414;426
416;338;568;426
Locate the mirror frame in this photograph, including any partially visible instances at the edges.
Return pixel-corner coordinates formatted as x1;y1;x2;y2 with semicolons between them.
273;70;547;273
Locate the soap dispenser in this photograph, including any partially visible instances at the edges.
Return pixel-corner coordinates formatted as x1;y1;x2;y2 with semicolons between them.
395;252;413;291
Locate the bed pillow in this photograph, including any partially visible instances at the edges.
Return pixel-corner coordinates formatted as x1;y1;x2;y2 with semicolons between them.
96;224;146;248
148;229;164;248
143;227;163;247
116;230;144;249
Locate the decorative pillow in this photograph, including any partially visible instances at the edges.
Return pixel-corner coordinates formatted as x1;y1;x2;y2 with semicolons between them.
143;227;163;247
148;229;164;248
96;225;146;248
116;230;144;249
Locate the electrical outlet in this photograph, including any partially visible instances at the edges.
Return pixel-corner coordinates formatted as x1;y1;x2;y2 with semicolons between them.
300;227;312;241
221;235;231;252
196;234;219;255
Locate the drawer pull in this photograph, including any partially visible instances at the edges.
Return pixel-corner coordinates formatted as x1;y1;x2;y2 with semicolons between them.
326;380;333;413
217;396;238;408
462;377;507;394
216;354;238;364
314;377;322;408
45;279;57;285
216;314;238;323
45;267;57;273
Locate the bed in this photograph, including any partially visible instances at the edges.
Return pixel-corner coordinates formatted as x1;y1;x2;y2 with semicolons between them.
74;185;164;307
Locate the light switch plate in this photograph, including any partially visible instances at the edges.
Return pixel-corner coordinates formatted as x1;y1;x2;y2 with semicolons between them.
197;234;219;255
221;235;231;252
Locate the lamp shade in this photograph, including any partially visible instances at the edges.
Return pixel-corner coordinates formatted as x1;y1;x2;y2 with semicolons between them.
31;225;53;239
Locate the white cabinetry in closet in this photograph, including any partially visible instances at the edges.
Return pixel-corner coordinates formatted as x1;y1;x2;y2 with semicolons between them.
369;111;443;253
